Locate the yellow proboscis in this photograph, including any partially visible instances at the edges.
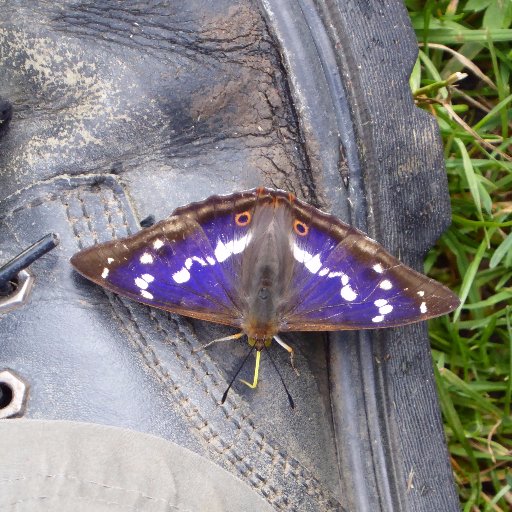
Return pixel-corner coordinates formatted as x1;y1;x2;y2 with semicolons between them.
240;349;261;389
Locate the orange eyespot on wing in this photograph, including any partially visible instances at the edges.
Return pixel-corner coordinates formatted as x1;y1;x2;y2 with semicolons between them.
235;211;252;226
293;219;308;236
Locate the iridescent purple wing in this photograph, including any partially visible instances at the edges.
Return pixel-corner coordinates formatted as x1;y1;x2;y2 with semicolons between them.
279;199;459;331
70;191;260;327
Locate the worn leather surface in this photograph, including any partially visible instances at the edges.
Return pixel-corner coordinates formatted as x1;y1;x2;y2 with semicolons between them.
0;1;460;511
0;2;341;511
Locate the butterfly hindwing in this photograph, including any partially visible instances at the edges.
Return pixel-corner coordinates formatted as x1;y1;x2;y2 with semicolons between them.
179;191;259;295
280;201;459;331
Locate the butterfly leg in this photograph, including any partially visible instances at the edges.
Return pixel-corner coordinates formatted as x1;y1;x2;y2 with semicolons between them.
240;349;261;389
192;332;245;353
274;335;300;376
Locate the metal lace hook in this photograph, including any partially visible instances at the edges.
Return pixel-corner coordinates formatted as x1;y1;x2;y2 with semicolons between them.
0;233;59;296
0;233;59;313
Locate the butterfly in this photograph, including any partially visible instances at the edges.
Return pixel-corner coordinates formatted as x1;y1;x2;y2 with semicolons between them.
71;187;459;401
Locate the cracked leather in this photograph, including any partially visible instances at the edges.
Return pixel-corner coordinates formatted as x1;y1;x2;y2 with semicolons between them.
0;2;342;511
1;1;461;511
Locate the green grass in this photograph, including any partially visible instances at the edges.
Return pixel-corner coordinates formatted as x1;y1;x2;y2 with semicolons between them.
406;1;512;510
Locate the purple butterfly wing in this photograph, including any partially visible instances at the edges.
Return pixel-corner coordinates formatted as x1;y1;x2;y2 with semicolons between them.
280;202;459;331
70;191;259;327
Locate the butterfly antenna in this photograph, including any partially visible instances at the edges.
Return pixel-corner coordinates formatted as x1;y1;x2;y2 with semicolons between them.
264;345;295;409
221;344;255;404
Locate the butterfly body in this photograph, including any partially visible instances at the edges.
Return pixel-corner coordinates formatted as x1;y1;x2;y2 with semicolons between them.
237;198;295;346
71;187;459;366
